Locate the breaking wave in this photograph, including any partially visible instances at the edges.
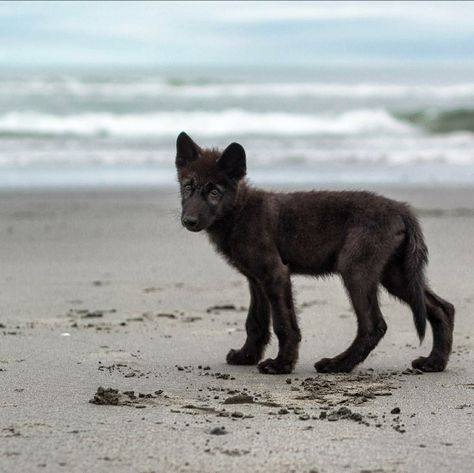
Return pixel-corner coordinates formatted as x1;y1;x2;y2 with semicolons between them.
0;108;414;138
4;107;474;138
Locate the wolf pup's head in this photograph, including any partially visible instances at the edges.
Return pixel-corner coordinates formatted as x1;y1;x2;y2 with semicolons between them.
176;132;246;232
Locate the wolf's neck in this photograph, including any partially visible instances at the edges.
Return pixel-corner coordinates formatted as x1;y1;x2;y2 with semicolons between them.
205;180;254;246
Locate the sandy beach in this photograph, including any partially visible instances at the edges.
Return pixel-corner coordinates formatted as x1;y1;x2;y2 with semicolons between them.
1;184;473;473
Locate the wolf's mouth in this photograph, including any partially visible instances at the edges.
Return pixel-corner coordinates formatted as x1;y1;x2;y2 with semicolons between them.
183;224;203;232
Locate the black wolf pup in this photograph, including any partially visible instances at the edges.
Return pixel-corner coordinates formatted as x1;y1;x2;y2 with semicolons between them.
175;132;455;375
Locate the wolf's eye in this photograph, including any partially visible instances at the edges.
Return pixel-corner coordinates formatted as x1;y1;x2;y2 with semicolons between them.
209;189;220;198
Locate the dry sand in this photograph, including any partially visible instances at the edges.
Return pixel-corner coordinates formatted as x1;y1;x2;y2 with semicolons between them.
0;185;473;473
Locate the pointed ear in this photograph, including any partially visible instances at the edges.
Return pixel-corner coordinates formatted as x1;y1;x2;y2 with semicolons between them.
176;132;200;168
217;142;246;180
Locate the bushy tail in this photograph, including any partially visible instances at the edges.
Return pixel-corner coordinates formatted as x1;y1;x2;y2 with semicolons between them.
402;211;428;342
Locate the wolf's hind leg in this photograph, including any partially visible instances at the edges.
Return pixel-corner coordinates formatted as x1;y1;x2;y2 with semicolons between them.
226;278;271;365
315;227;398;374
411;288;454;372
315;271;387;373
382;263;454;372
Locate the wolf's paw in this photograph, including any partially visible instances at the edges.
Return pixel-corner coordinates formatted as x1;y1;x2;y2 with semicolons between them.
226;348;260;365
411;356;447;372
314;357;355;373
257;358;293;375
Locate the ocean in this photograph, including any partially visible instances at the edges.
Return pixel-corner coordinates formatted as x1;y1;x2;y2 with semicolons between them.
1;65;474;188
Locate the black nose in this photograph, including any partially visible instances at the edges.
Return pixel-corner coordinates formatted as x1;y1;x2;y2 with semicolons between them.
182;216;198;228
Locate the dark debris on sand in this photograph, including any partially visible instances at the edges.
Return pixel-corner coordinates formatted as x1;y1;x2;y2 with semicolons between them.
89;387;164;407
299;373;398;406
223;394;254;405
209;426;227;435
206;304;238;313
325;407;366;424
67;308;117;319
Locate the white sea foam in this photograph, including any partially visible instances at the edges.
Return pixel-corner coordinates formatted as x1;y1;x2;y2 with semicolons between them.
0;108;414;137
1;79;474;99
1;131;474;169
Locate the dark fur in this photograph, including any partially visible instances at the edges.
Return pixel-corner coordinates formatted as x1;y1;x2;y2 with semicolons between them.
176;132;455;374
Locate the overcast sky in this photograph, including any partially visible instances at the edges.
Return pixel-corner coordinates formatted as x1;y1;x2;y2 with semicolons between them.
1;1;474;68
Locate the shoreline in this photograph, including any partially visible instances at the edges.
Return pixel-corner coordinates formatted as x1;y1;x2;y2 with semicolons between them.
2;182;474;209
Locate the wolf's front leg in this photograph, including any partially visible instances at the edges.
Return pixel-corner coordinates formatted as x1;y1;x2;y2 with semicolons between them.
257;266;301;374
226;278;271;365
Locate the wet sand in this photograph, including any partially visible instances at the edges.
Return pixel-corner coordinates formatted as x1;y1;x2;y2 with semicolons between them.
0;185;473;473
